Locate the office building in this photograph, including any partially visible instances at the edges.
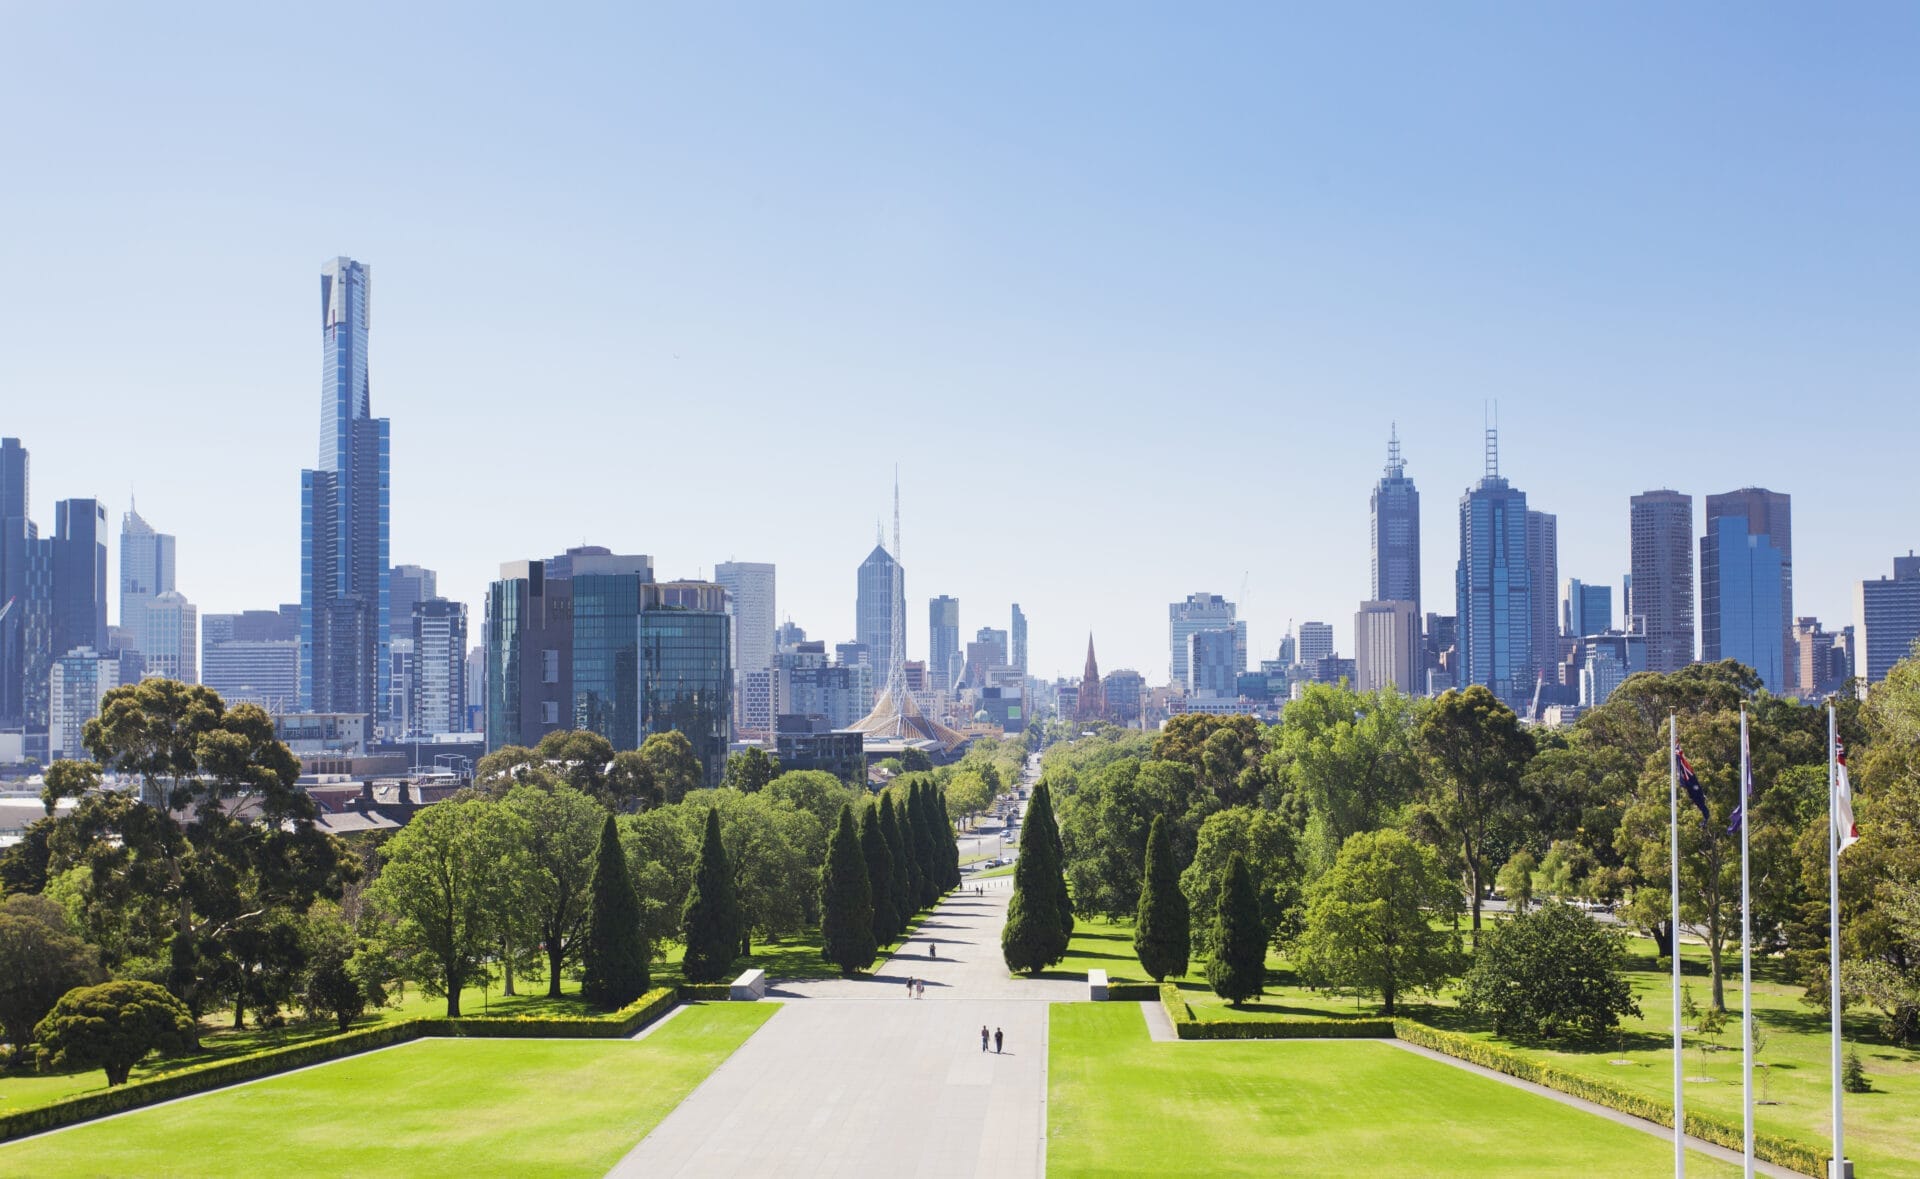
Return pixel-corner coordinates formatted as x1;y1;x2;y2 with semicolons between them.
1792;616;1854;698
1701;489;1792;692
855;544;903;692
202;607;299;711
1858;554;1920;684
0;438;31;727
1371;428;1421;617
301;257;392;732
928;596;960;690
1170;593;1245;689
1527;510;1559;683
777;642;870;730
1563;579;1613;639
139;590;197;683
1189;630;1239;697
1102;668;1145;726
53;498;108;662
774;714;865;784
715;561;776;738
641;581;733;786
1296;621;1335;669
486;549;649;751
118;503;176;662
390;566;437;630
465;643;486;731
49;647;122;760
1454;431;1533;709
1011;603;1028;674
410;598;467;737
1629;490;1695;672
1578;632;1647;708
1354;599;1420;694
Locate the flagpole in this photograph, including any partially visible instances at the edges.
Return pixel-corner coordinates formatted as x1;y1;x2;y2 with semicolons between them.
1741;705;1754;1177
1829;703;1844;1179
1671;711;1684;1177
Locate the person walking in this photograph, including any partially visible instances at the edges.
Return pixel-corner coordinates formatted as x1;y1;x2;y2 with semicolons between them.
906;975;915;998
981;1025;990;1052
993;1027;1003;1054
930;943;937;959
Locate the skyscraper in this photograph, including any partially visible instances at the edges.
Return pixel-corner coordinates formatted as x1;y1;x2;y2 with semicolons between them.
202;607;300;712
1354;600;1419;694
641;581;733;787
389;565;437;630
52;499;108;662
928;596;960;690
1011;603;1028;674
1454;429;1532;709
855;543;903;691
1701;488;1792;688
1370;427;1421;617
301;257;391;732
118;502;176;662
0;438;30;727
140;591;197;683
1562;578;1613;638
410;598;467;737
1629;490;1695;672
714;561;775;738
1170;593;1245;688
1296;621;1335;668
1526;509;1559;686
1857;554;1920;685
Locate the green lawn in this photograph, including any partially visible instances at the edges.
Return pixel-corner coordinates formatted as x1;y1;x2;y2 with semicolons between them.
1049;1003;1740;1177
0;1002;776;1178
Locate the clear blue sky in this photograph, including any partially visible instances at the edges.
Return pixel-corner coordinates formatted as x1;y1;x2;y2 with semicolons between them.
3;4;1915;682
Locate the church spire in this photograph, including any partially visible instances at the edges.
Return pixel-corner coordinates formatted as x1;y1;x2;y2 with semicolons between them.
1076;633;1105;721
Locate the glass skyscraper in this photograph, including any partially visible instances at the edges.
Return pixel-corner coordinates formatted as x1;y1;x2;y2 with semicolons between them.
928;595;960;690
572;572;643;750
856;545;903;691
1454;435;1533;710
1707;515;1786;691
642;582;732;787
1700;488;1792;689
300;258;391;730
1370;428;1421;616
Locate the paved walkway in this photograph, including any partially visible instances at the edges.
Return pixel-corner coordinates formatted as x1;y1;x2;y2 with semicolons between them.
609;885;1070;1178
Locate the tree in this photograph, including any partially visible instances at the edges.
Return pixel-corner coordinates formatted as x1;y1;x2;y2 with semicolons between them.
819;806;877;975
723;747;780;794
1205;853;1267;1005
33;980;194;1086
303;955;365;1033
581;815;650;1008
0;895;104;1058
364;797;532;1016
1133;815;1189;981
1002;781;1070;975
1417;686;1534;929
504;783;606;997
681;807;742;983
618;806;699;958
683;787;821;950
641;731;704;803
1274;683;1423;872
606;750;663;811
534;729;616;800
880;794;915;922
1496;849;1539;913
1458;901;1641;1038
1295;829;1464;1015
858;801;898;946
904;781;940;908
1031;778;1074;938
1057;757;1211;920
1152;713;1270;808
1180;806;1303;956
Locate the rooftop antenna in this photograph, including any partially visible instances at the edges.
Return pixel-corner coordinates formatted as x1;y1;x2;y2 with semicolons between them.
1484;400;1500;478
1386;424;1403;477
888;468;905;702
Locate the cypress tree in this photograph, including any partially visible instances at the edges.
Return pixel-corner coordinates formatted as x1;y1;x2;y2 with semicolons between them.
820;804;878;974
858;801;898;945
909;782;939;907
937;786;961;890
1001;780;1068;975
1133;814;1190;982
581;815;649;1008
681;807;742;984
886;792;922;917
1026;778;1074;938
1206;852;1268;1006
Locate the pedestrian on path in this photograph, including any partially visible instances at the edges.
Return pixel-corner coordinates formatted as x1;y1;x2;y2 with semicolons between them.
917;980;925;999
981;1025;989;1052
994;1028;1003;1054
930;943;937;959
906;975;915;998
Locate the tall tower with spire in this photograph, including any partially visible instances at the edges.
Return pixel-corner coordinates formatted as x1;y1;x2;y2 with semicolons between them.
1454;415;1533;709
1076;634;1104;721
1370;425;1421;618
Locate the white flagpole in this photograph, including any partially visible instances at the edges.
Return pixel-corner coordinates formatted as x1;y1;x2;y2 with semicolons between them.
1829;703;1845;1178
1741;705;1754;1177
1672;712;1685;1176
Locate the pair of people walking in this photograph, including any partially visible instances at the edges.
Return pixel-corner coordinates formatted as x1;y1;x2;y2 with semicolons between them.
906;976;926;999
979;1025;1003;1054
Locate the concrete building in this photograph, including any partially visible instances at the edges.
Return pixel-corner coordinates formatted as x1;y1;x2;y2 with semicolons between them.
1101;669;1145;726
410;598;467;737
1858;554;1920;684
1296;622;1335;670
1629;490;1695;673
928;596;960;691
1792;616;1854;698
1354;599;1419;694
139;590;197;683
1527;510;1559;684
49;647;122;760
774;714;865;784
714;561;775;739
1170;593;1245;689
1189;630;1239;697
1010;603;1028;675
202;607;299;712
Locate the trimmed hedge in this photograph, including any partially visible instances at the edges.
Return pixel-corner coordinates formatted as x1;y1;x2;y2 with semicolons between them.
1105;983;1158;1002
0;988;682;1144
1392;1021;1824;1177
1156;982;1391;1040
676;984;735;1002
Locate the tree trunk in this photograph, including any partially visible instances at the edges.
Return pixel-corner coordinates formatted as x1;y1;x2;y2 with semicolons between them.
1650;920;1673;960
232;996;245;1029
548;942;566;998
1708;936;1725;1012
445;967;462;1018
106;1060;132;1086
1383;980;1397;1016
1464;837;1482;930
502;944;517;997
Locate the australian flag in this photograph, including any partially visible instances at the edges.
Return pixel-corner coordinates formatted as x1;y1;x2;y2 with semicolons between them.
1677;749;1711;826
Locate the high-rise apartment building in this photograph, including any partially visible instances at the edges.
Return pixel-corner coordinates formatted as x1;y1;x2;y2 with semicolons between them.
410;598;467;736
1455;432;1533;709
1370;428;1421;617
118;503;176;662
856;544;903;692
1629;490;1695;672
928;596;960;690
1792;616;1854;698
0;439;31;727
1563;579;1613;638
390;566;436;632
1170;593;1246;689
139;591;197;683
1354;600;1420;694
49;647;122;760
1102;669;1145;725
1189;630;1239;697
53;499;108;663
1011;603;1028;674
1296;621;1335;669
1701;489;1792;692
300;257;391;732
1858;554;1920;684
1526;510;1558;685
714;561;775;738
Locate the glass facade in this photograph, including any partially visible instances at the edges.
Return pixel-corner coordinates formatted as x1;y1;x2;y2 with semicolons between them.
1455;476;1533;709
572;573;642;750
1711;516;1785;691
642;582;731;787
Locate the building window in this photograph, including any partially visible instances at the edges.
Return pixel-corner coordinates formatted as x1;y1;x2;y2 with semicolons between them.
541;701;559;725
542;649;560;684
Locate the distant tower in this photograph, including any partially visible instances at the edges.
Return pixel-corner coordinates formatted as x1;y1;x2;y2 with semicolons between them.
1370;425;1421;618
1455;418;1534;709
1076;635;1105;721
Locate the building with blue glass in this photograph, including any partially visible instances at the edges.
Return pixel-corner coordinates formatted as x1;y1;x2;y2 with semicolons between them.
641;581;732;787
300;258;391;732
1706;513;1787;691
1454;434;1534;710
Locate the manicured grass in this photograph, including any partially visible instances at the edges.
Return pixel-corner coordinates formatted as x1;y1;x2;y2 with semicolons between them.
0;1002;777;1178
974;861;1016;879
1048;1003;1740;1177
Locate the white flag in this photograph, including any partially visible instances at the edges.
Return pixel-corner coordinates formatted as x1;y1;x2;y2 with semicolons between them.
1836;739;1860;854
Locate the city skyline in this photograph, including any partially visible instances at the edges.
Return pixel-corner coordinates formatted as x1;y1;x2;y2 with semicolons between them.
4;8;1917;680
